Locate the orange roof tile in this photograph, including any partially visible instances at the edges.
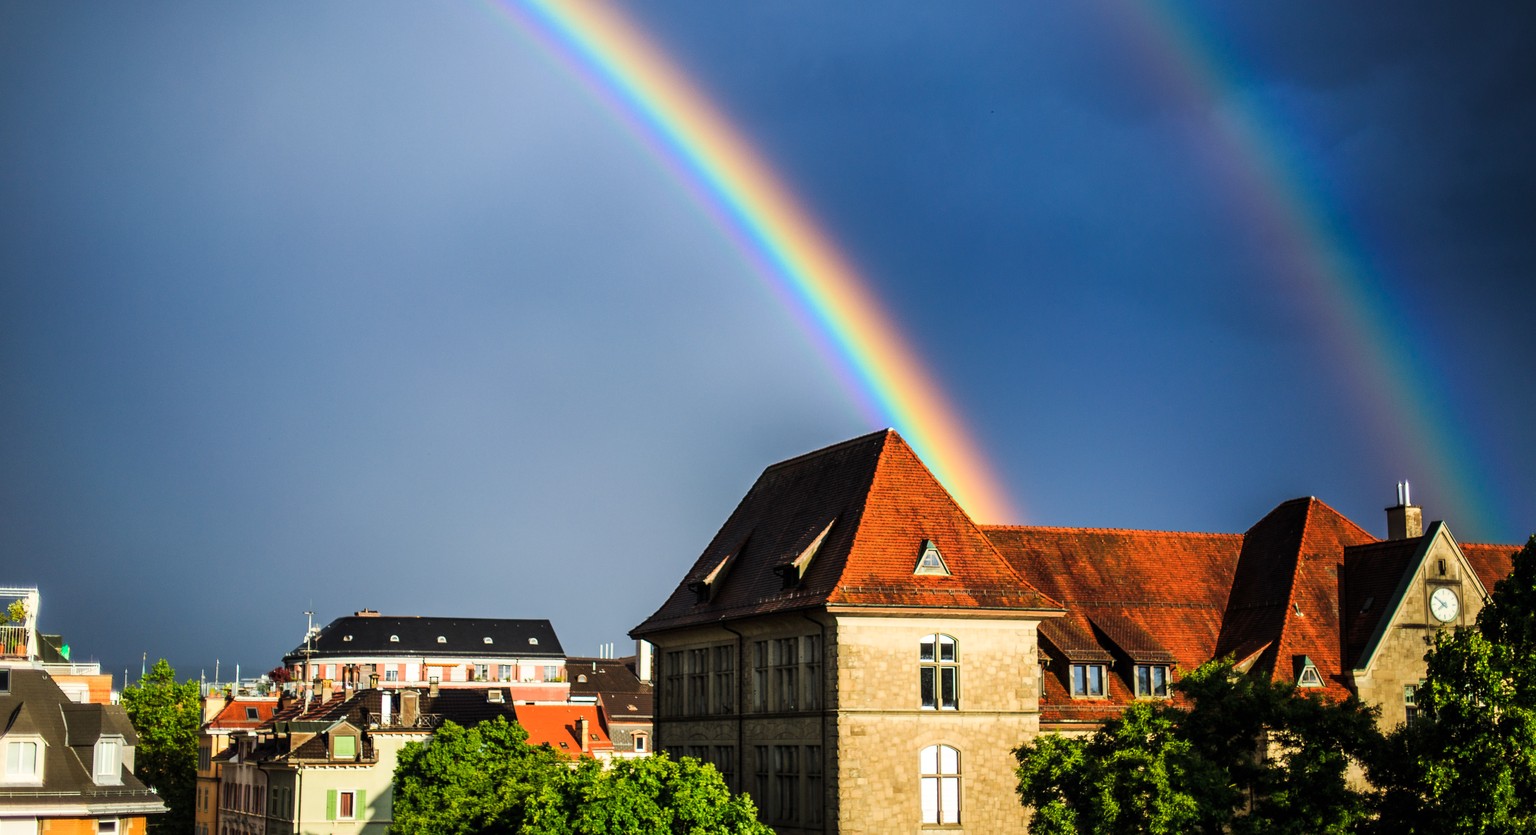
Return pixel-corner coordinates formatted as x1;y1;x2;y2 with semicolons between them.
513;704;612;758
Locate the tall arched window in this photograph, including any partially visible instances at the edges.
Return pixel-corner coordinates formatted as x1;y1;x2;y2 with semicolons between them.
919;634;958;710
919;744;960;825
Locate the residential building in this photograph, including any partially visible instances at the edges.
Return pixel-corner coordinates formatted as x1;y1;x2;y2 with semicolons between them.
632;430;1521;834
195;693;278;835
281;612;568;702
0;587;167;834
566;655;654;757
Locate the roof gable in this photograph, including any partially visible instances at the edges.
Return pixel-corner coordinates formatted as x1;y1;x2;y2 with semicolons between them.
1348;522;1489;675
634;430;1058;635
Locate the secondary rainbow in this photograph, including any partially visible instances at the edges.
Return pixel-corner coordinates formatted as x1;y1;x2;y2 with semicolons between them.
1112;0;1498;535
491;0;1021;523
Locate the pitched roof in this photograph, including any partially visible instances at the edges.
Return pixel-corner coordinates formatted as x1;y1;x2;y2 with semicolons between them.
633;430;1060;635
566;656;653;722
284;616;563;663
514;704;612;758
0;668;164;813
208;697;280;730
1463;541;1522;594
1340;538;1420;669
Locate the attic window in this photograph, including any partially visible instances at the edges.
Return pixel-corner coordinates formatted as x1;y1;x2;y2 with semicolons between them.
483;637;493;644
914;540;950;576
342;635;353;642
691;543;744;603
1294;655;1324;688
437;636;447;644
528;637;539;646
389;635;400;642
245;707;260;721
775;521;835;589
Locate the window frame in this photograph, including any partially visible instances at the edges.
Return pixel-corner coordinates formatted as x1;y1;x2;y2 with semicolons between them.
94;735;124;784
1069;663;1106;698
2;736;44;784
919;744;961;826
919;634;959;710
1134;664;1170;698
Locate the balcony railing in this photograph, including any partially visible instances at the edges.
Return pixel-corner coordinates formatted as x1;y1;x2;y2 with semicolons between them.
1;625;29;658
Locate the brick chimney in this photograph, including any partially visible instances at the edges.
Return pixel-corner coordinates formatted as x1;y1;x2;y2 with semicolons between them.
1386;481;1423;540
577;715;590;753
400;690;419;727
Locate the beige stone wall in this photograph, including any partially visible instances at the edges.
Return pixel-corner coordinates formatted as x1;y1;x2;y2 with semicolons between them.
1352;533;1489;731
830;613;1042;835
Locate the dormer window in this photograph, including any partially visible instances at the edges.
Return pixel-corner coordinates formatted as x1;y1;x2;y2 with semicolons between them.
914;540;950;576
94;736;123;784
528;638;539;646
245;707;260;721
3;738;43;784
389;635;400;642
775;521;835;589
436;636;447;644
342;635;353;642
333;735;357;760
483;637;493;645
1294;655;1324;688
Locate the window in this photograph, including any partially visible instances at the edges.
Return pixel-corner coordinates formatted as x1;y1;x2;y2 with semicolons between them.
805;745;823;825
3;739;41;783
483;636;494;644
498;664;512;681
333;735;357;760
385;669;399;682
1135;665;1170;698
713;745;736;789
775;638;799;711
920;634;959;710
97;820;119;834
0;668;9;693
751;642;768;712
688;649;709;715
774;745;799;823
94;737;123;783
633;733;647;754
663;652;684;716
1070;663;1105;697
713;645;735;714
327;789;364;821
436;636;447;644
245;706;260;720
1405;684;1420;729
543;665;559;681
389;634;400;642
474;664;489;681
920;745;961;825
753;746;769;813
804;635;822;710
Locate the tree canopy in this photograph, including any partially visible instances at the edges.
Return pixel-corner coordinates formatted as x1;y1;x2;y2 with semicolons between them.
1015;659;1381;835
121;658;201;834
391;717;772;835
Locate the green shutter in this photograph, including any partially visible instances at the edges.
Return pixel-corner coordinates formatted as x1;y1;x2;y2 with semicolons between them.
326;788;337;820
356;789;366;816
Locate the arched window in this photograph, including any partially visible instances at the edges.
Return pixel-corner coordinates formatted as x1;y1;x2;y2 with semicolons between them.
919;745;960;825
919;634;958;710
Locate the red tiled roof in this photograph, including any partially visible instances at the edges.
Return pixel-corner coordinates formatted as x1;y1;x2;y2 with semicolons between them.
208;698;280;730
513;704;612;758
1464;541;1522;594
633;430;1059;636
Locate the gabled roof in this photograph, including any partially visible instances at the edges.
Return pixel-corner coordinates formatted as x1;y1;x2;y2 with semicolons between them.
284;616;563;663
0;668;163;813
1216;498;1375;698
1463;541;1521;594
566;656;653;723
634;430;1060;635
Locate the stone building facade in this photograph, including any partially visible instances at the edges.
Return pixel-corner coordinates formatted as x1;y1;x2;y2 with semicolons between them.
633;431;1521;833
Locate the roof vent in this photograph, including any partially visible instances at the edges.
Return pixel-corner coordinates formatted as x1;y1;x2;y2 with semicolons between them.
914;540;951;576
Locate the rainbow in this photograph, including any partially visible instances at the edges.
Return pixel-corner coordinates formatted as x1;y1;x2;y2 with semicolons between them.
490;0;1021;523
1112;0;1498;536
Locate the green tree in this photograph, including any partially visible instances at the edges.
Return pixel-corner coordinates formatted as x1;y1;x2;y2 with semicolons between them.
121;658;201;834
1372;535;1536;834
1016;659;1381;835
391;717;772;835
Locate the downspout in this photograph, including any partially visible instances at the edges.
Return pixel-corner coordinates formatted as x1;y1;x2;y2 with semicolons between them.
801;611;829;834
719;621;746;790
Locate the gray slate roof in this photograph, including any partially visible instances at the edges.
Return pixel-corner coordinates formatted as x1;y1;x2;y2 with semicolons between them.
283;615;564;664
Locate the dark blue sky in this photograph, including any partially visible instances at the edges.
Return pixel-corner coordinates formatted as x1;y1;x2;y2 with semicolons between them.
2;1;1531;684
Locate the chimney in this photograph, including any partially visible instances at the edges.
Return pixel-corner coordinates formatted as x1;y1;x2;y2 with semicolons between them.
400;690;419;727
1387;481;1423;540
577;715;590;753
380;692;392;727
354;609;380;617
428;678;439;698
636;640;654;683
320;681;333;704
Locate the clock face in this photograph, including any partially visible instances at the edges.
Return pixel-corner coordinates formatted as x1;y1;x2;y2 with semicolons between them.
1429;586;1460;623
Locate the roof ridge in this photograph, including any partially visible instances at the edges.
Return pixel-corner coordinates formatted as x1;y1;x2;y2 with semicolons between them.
984;524;1242;538
761;428;894;475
